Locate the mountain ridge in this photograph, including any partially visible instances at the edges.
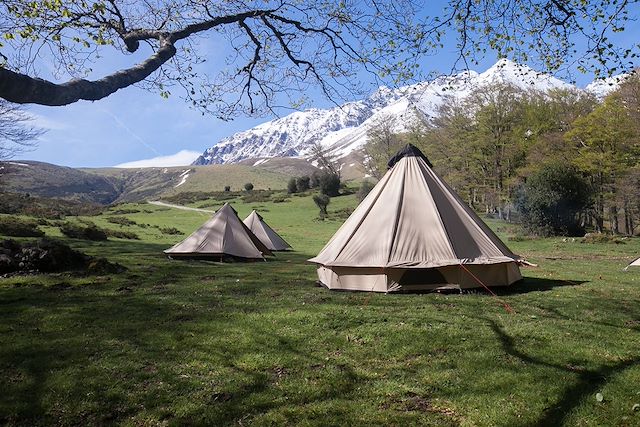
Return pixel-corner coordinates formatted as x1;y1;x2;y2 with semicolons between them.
193;59;624;166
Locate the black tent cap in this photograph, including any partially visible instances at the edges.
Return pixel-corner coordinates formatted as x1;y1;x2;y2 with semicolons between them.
387;144;433;169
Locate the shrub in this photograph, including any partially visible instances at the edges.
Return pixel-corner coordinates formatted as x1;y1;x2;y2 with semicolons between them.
313;194;330;218
59;222;108;241
0;217;45;237
110;208;140;215
319;173;340;197
160;227;183;235
106;216;137;226
357;179;375;202
582;233;626;244
272;197;290;203
104;229;140;240
0;238;125;274
296;176;310;192
244;182;254;192
287;177;298;194
515;163;591;236
310;171;322;188
242;190;274;203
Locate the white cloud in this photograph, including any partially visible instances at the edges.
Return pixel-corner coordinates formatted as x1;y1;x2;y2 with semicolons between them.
115;150;201;168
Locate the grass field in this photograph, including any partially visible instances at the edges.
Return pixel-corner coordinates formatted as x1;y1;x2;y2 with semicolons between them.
1;191;639;426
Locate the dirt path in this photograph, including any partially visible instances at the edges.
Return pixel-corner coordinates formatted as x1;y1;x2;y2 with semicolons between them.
148;200;215;213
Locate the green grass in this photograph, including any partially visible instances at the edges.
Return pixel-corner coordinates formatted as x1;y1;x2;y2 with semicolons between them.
1;193;640;426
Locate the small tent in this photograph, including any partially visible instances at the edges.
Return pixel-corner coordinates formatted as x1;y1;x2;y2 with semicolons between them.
164;203;273;260
625;257;640;270
308;144;523;292
243;210;292;251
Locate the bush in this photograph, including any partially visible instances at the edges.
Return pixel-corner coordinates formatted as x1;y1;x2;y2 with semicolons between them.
582;233;626;244
242;190;275;203
272;197;290;203
310;171;322;188
0;238;125;274
357;179;375;202
296;176;310;192
319;173;340;197
313;194;330;218
515;163;591;236
244;182;254;192
0;192;104;218
106;216;138;226
287;177;298;194
0;217;45;237
160;227;183;235
59;222;108;241
110;208;140;215
104;229;140;240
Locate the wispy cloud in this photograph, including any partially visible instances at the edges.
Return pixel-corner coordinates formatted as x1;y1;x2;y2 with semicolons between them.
28;113;69;131
114;150;201;168
101;109;160;155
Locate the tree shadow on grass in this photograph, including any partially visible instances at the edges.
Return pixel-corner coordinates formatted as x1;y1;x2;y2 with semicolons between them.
492;276;589;295
484;318;640;427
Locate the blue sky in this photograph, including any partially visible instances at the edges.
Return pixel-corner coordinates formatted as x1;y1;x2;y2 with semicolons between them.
15;3;639;168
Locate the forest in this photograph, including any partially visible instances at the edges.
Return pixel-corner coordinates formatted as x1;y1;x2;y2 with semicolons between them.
365;73;640;237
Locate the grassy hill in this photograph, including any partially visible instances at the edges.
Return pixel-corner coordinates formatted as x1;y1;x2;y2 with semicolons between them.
1;158;320;204
0;161;120;204
0;190;639;425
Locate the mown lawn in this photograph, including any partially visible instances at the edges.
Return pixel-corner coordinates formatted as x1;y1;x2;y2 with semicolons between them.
1;192;639;426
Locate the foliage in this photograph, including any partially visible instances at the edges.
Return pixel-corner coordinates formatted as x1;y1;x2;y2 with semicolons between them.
106;216;138;227
59;222;108;241
357;180;376;203
318;173;340;197
0;237;124;274
309;171;322;188
0;216;45;237
363;113;406;179
0;192;103;218
287;177;298;194
582;232;626;244
312;193;330;217
160;227;182;235
244;182;254;192
295;176;310;192
565;92;640;233
103;229;140;240
515;163;591;236
287;176;311;194
0;0;427;110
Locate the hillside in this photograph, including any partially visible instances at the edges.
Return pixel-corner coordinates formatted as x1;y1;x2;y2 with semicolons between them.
1;159;318;205
0;161;120;204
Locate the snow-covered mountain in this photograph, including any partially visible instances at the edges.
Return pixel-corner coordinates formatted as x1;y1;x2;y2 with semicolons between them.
193;59;624;166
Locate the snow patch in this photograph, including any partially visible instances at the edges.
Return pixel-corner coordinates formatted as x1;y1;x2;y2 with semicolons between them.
175;173;190;188
252;158;269;166
7;162;29;166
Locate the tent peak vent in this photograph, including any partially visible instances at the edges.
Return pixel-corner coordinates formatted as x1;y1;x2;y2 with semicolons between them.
387;144;433;169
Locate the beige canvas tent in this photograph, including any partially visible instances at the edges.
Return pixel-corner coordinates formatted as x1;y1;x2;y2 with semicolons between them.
625;257;640;270
164;203;273;260
308;144;523;292
243;210;292;251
